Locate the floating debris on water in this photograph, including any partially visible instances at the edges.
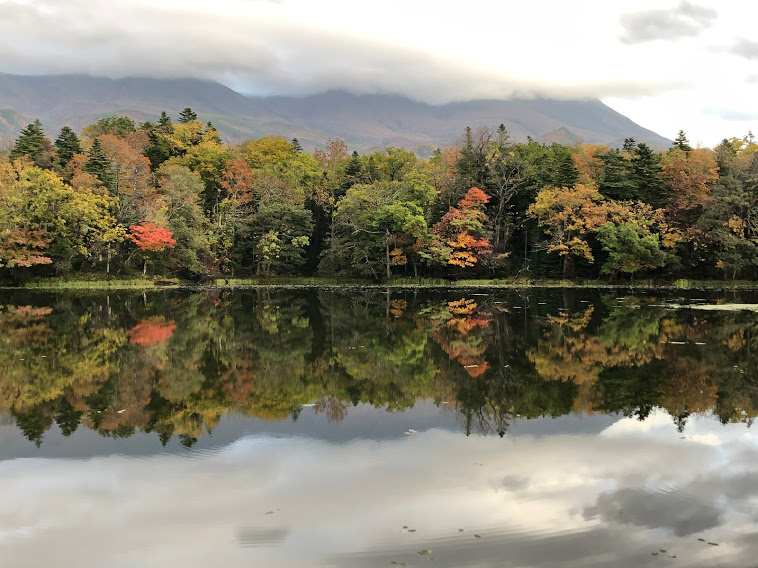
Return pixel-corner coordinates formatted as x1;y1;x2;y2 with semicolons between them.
265;511;274;515
708;542;719;546
417;549;431;555
390;562;406;567
697;538;705;542
473;534;481;539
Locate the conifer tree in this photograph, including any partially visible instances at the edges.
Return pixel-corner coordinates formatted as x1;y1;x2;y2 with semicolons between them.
673;130;692;152
631;143;666;206
84;138;114;190
54;126;83;168
554;149;579;188
156;111;174;134
9;119;54;168
178;107;197;123
291;138;303;154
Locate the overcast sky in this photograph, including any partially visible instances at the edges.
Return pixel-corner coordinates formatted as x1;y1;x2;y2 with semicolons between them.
0;0;755;146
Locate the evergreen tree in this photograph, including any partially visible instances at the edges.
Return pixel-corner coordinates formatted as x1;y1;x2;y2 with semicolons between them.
622;138;637;153
9;118;55;168
54;126;83;168
84;138;114;190
178;107;197;123
156;111;174;134
203;122;222;144
345;151;362;178
673;129;692;152
291;138;303;154
141;120;171;171
455;126;489;189
631;143;666;206
554;148;579;188
596;149;636;200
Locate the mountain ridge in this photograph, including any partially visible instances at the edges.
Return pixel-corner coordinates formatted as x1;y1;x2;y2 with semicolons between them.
0;73;672;153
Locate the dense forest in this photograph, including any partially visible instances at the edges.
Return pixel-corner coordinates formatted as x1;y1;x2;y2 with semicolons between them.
1;109;757;283
3;289;757;447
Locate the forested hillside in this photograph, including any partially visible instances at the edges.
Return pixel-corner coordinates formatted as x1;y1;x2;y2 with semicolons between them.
0;74;672;152
0;109;754;284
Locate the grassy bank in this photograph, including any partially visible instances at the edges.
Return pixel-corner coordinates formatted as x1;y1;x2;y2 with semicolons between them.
5;275;758;291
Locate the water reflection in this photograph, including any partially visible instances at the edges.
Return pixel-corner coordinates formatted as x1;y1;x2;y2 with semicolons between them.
3;288;758;566
1;413;756;567
1;289;758;447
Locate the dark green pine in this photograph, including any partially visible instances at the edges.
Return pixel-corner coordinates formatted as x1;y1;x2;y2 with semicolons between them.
54;126;83;168
9;118;50;165
84;138;114;190
178;107;198;123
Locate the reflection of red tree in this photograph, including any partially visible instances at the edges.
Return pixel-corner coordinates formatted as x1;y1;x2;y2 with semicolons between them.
129;319;176;347
428;299;491;377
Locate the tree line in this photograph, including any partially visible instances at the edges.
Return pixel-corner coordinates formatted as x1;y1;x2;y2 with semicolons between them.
2;110;757;282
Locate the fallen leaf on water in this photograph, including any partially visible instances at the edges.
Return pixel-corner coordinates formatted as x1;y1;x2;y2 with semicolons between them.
417;550;431;555
708;542;719;546
265;511;273;515
473;534;481;539
697;538;705;542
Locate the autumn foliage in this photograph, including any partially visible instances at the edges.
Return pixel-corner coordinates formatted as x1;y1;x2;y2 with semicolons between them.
127;223;176;252
129;318;177;347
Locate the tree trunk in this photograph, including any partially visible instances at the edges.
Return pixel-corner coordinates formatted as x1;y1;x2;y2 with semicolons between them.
385;232;391;280
562;254;575;279
106;247;111;275
143;258;147;276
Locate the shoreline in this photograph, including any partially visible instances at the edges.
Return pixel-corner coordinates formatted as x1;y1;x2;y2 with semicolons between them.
4;277;758;291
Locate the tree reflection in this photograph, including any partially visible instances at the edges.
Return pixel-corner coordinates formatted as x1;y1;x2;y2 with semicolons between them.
0;290;756;446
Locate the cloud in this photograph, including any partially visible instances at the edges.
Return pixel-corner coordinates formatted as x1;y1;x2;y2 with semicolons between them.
0;0;688;104
731;38;758;60
619;1;717;44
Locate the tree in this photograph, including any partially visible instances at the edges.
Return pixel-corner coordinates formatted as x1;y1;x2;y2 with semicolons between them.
80;116;136;139
596;220;667;279
54;126;83;169
9;119;55;169
673;130;692;152
528;184;611;278
178;108;198;123
428;187;494;270
127;222;176;274
84;138;114;190
291;138;303;154
631;143;666;206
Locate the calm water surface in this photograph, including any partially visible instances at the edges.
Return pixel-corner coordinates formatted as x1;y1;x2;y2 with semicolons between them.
1;287;757;567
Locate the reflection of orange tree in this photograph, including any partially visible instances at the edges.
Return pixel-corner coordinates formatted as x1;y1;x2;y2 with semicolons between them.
425;298;492;378
128;318;177;346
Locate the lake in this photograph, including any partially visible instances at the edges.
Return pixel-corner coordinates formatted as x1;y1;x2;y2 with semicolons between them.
1;286;757;567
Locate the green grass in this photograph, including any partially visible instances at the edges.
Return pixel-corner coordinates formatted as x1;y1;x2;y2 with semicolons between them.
6;274;758;291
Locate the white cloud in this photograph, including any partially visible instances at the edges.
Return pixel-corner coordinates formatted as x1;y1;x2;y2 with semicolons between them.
0;0;755;145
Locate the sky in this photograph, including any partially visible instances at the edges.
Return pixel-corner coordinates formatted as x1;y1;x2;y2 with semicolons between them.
0;0;756;146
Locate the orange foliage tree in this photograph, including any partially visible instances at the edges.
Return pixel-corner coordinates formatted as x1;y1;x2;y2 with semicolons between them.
429;187;494;269
127;222;176;275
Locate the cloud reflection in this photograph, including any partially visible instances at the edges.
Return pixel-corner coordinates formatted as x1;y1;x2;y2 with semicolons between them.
0;413;756;567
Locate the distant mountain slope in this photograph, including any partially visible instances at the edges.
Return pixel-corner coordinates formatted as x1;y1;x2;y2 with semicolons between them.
0;73;671;153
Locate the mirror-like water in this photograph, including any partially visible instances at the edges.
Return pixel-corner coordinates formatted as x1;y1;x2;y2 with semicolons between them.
1;287;757;567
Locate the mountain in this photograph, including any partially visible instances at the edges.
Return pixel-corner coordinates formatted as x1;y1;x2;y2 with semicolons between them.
0;73;671;153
